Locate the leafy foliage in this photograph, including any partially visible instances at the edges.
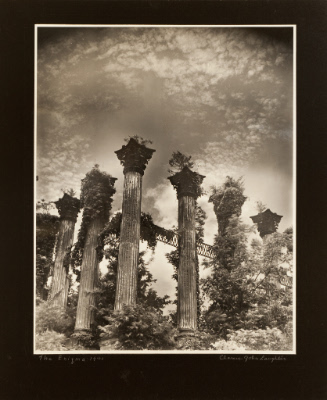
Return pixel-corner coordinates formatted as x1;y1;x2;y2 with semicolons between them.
168;151;205;198
202;183;293;343
226;327;291;351
35;330;68;351
202;178;293;347
209;176;246;236
195;204;206;243
36;213;60;299
54;193;80;221
71;165;116;280
140;213;159;250
211;338;246;351
97;211;160;262
61;188;76;197
99;304;177;350
36;199;55;214
256;201;267;213
62;245;72;274
35;298;98;350
174;331;217;350
80;165;116;220
95;248;170;328
124;135;153;147
212;216;251;272
35;330;96;351
70;331;99;349
168;151;194;175
94;212;171;329
35;160;293;351
35;300;75;335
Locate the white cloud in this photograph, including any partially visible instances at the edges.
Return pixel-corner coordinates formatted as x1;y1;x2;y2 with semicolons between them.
37;26;293;242
145;183;178;229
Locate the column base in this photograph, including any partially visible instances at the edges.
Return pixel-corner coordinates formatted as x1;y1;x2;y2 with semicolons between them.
176;328;196;338
174;330;214;350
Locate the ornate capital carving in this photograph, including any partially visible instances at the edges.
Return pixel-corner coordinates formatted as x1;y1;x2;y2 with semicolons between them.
54;193;81;222
250;209;283;238
168;166;205;199
115;138;155;176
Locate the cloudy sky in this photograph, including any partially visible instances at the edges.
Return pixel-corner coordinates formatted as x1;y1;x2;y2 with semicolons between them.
36;26;294;307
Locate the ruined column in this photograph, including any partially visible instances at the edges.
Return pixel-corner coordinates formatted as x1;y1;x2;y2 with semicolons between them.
49;193;80;308
74;169;117;332
114;138;155;310
168;166;205;333
74;216;105;330
250;209;283;297
250;209;283;238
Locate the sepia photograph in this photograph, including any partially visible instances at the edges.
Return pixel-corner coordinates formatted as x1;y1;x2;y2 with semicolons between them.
35;25;295;353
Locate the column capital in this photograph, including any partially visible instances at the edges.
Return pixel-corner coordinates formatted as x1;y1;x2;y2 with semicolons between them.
54;193;81;222
250;208;283;238
168;166;205;199
115;138;155;176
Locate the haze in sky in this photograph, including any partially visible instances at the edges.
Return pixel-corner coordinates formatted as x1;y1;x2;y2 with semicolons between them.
36;26;294;306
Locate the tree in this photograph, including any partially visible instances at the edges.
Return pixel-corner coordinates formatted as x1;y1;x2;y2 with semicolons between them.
201;180;293;349
202;177;251;336
99;304;176;350
168;150;194;175
61;188;77;197
201;217;254;336
202;227;293;345
36;199;55;214
209;176;246;236
256;200;267;213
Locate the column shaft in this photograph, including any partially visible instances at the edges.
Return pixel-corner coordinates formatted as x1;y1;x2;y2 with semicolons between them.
115;171;142;310
75;216;104;331
178;195;197;331
49;219;75;308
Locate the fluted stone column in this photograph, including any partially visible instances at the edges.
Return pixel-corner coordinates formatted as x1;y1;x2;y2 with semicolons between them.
114;138;155;310
74;173;117;332
250;209;283;300
75;216;105;330
168;166;205;333
49;194;80;308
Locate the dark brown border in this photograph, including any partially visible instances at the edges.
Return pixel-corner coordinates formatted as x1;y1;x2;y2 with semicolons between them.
1;1;326;399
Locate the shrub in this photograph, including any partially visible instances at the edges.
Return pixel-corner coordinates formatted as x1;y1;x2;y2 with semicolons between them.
35;330;68;351
70;331;99;349
35;330;91;351
99;304;177;350
226;328;292;351
211;339;246;351
175;331;217;350
35;301;75;335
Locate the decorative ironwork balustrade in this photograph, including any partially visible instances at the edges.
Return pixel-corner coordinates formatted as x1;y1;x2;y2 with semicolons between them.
105;227;215;259
155;230;215;259
278;275;292;288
